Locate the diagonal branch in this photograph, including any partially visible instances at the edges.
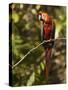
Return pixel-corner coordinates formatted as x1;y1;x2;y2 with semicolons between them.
11;38;66;69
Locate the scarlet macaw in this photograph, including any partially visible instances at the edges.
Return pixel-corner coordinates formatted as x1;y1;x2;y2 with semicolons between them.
38;12;55;79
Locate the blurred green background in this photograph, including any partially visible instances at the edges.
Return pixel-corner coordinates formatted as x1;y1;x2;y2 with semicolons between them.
9;3;66;86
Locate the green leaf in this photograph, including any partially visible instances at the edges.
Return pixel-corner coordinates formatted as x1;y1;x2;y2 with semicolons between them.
12;12;19;23
27;72;35;86
37;66;41;74
40;62;45;70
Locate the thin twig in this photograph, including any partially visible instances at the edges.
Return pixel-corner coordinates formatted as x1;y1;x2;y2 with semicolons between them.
12;38;66;69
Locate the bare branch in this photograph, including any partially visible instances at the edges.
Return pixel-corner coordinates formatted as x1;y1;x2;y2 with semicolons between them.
11;38;66;69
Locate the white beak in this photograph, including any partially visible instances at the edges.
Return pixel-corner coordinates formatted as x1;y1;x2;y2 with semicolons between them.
38;14;42;20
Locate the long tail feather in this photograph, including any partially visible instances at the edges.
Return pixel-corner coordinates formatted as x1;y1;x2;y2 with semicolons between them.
45;48;52;80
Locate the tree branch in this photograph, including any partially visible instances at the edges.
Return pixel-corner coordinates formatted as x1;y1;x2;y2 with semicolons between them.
11;38;66;69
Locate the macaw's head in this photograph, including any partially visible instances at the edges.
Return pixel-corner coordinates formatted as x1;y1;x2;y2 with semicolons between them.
38;12;52;24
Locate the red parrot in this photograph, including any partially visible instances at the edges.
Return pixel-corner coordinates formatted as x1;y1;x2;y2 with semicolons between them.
38;12;55;79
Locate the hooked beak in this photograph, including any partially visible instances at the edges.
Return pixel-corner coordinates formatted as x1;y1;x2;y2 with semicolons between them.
38;14;42;20
38;13;42;21
38;13;45;22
